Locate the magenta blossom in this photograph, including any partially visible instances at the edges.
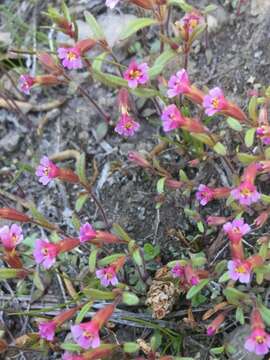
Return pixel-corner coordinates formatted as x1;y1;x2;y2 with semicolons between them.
161;104;185;132
256;126;270;145
196;184;215;206
171;263;185;278
124;60;149;88
115;114;140;137
57;47;83;70
106;0;120;8
18;74;35;95
79;223;97;243
167;69;190;98
33;239;59;269
223;218;250;242
0;224;23;250
38;320;57;341
228;259;251;283
35;156;60;185
203;87;227;116
231;181;260;206
96;266;118;287
245;328;270;355
71;321;100;349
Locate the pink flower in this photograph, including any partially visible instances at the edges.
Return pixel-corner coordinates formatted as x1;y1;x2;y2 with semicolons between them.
35;156;60;185
96;266;118;287
71;321;100;349
203;87;227;116
115;114;140;137
79;223;97;243
178;11;203;37
0;224;23;250
228;259;251;283
167;69;190;98
33;239;59;269
196;184;214;206
57;47;83;70
256;126;270;145
124;60;149;89
106;0;120;8
223;218;250;242
171;263;185;278
231;181;260;206
38;320;57;341
18;74;35;95
161;104;185;132
62;352;83;360
244;328;270;355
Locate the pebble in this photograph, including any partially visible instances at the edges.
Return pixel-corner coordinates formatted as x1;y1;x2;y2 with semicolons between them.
0;131;21;153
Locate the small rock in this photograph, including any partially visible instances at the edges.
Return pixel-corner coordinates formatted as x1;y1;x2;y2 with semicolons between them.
207;6;229;34
251;0;270;17
0;131;21;152
226;325;263;360
254;50;263;59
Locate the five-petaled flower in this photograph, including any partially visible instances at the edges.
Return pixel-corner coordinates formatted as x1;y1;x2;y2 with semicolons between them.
96;265;118;287
161;104;185;132
36;156;60;185
57;47;83;70
18;74;35;95
71;321;100;349
171;263;185;278
0;224;23;250
106;0;120;8
124;60;149;89
231;181;260;206
38;320;57;341
167;69;190;98
33;239;59;269
245;328;270;355
196;184;215;206
228;259;251;283
79;223;97;243
115;114;140;137
223;218;250;242
203;87;227;116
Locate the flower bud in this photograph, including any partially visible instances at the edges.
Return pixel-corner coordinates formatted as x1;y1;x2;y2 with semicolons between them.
254;211;269;228
207;216;228;226
57;168;80;184
128;151;152;168
37;52;63;74
207;313;225;336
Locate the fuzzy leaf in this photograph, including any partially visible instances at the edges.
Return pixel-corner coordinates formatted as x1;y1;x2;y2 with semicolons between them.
148;49;176;79
258;303;270;326
213;142;227;156
235;306;245;325
76;153;88;185
157;177;166;194
83;288;116;300
75;301;93;324
186;279;209;300
88;247;99;273
61;343;81;352
223;287;247;305
98;253;126;267
123;342;140;353
244;128;256;148
237;152;259;164
112;224;132;242
122;292;139;305
0;268;22;280
218;271;230;283
84;10;105;40
226;117;243;132
168;0;193;12
203;4;218;13
119;18;157;40
261;194;270;204
248;96;257;123
75;193;88;212
191;133;215;146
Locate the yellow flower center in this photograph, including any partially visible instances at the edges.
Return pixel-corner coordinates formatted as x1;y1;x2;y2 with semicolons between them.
43;167;49;176
255;335;265;344
130;69;141;79
189;19;198;29
241;188;251;197
212;97;220;109
67;51;77;61
124;122;133;129
236;265;246;273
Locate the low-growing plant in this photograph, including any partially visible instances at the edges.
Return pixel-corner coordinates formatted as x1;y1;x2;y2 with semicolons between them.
1;0;270;359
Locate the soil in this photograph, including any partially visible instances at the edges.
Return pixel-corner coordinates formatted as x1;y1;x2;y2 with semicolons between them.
1;0;270;359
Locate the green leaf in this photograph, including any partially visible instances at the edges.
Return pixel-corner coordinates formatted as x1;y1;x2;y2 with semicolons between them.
191;133;215;146
75;301;93;324
150;331;162;351
119;18;158;40
157;177;166;194
258;303;270;326
218;271;230;283
75;193;88;212
191;256;207;267
197;221;204;233
223;287;247;305
0;268;23;280
29;205;56;231
213;142;227;156
210;346;224;355
76;153;88;185
148;49;176;79
237;152;259;164
123;342;140;353
84;10;105;40
132;248;143;267
71;212;81;230
92;52;108;72
88;247;99;273
122;292;139;305
188;24;207;45
33;271;44;291
83;288;116;300
227;117;243;132
61;343;81;352
131;87;160;98
143;243;160;261
235;306;245;325
168;0;193;12
203;4;218;13
186;279;209;300
265;147;270;160
261;194;270;204
112;224;132;242
98;253;126;267
248;96;257;123
244;128;256;148
61;1;71;22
